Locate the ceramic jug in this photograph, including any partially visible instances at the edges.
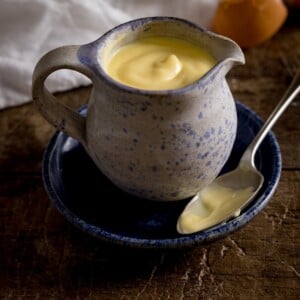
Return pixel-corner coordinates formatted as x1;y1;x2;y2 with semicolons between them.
32;17;245;201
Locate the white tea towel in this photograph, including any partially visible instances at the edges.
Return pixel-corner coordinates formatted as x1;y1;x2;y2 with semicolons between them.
0;0;218;109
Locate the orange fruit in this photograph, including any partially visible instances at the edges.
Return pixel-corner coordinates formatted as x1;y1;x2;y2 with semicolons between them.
212;0;288;48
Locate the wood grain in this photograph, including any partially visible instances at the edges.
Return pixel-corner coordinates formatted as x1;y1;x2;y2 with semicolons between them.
0;171;299;299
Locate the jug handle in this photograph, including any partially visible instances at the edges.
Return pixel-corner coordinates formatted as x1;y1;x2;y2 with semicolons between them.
32;45;93;145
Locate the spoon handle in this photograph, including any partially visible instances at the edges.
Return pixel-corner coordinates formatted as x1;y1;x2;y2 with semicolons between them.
240;71;300;168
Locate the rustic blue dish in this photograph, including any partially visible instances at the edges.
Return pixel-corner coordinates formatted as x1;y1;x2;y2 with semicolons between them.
42;102;281;249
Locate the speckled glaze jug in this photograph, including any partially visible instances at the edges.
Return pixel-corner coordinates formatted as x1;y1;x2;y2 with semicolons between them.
32;17;244;201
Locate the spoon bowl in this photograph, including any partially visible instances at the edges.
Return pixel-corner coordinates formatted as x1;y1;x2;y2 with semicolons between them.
177;164;263;234
177;71;300;235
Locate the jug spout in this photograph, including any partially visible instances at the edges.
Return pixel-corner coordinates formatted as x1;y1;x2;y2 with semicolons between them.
208;32;245;76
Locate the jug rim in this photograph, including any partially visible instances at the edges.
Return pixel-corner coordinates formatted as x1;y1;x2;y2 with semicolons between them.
77;16;244;95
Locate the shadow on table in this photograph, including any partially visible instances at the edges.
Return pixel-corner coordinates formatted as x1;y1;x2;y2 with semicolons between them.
55;228;197;286
2;218;204;294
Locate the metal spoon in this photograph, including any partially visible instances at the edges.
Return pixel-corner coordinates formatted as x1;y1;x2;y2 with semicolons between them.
177;71;300;235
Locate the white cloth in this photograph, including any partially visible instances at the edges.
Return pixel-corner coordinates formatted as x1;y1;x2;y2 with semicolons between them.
0;0;218;109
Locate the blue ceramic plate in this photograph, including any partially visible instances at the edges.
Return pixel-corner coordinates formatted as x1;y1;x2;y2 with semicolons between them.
42;102;281;249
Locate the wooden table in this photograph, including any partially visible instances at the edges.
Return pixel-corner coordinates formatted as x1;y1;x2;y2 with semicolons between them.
1;16;299;300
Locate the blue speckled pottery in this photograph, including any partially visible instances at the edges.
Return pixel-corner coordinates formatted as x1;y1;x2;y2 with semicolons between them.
42;102;281;249
33;17;244;201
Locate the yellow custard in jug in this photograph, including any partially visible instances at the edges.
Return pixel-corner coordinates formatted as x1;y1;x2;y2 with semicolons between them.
105;36;216;90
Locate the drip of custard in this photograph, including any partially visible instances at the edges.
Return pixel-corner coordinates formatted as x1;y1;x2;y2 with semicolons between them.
178;184;254;234
105;36;216;90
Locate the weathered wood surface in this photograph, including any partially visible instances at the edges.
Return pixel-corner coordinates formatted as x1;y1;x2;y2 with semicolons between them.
1;17;299;300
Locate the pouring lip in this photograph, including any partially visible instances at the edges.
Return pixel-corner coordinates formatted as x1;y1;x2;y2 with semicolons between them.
77;16;245;96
